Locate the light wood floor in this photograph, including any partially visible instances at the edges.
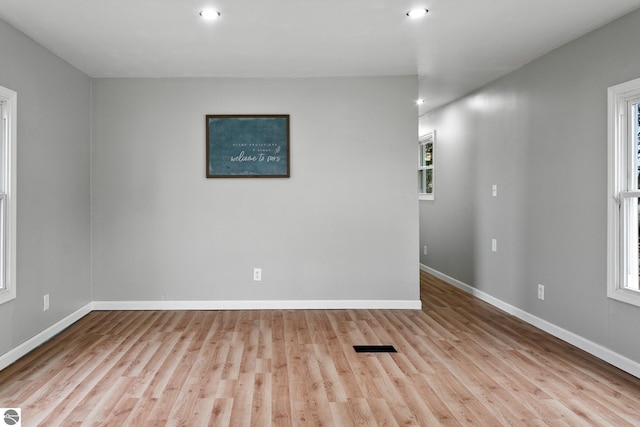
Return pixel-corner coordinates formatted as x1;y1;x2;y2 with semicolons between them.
2;271;640;426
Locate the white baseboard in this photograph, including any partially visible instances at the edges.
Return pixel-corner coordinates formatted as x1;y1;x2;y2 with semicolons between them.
0;303;93;371
421;264;640;379
92;299;422;311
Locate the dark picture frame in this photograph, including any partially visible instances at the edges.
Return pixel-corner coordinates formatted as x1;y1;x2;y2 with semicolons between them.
206;114;290;178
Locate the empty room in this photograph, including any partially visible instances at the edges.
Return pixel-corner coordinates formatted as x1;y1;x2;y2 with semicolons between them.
2;0;640;425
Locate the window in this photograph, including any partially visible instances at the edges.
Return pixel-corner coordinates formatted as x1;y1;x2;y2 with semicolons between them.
607;78;640;306
0;85;16;305
419;131;435;201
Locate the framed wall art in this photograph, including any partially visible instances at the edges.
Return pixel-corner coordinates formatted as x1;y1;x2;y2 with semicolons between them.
206;114;290;178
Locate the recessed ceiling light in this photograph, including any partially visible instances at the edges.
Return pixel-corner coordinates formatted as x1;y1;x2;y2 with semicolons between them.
199;9;221;20
416;99;425;105
406;8;428;18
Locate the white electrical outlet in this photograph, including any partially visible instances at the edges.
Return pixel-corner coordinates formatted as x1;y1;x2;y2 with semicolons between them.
253;268;262;281
43;294;49;311
423;246;427;255
491;239;497;252
538;284;545;300
492;184;498;197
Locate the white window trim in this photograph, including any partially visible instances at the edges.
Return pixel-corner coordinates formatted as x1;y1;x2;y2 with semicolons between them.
0;85;17;305
607;78;640;306
419;131;435;201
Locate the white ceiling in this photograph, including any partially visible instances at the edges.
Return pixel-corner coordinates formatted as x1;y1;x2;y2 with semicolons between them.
1;0;639;113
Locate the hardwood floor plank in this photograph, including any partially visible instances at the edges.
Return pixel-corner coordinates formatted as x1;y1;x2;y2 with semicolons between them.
238;315;260;374
365;397;403;426
249;372;271;427
345;397;377;425
369;356;438;425
301;344;334;425
328;401;357;426
209;398;234;426
121;397;157;426
22;335;132;425
410;374;462;425
311;341;348;403
185;397;216;427
286;340;315;425
213;379;236;399
141;332;190;399
228;372;254;426
321;313;365;399
256;312;272;361
371;312;436;376
269;311;292;427
2;272;640;426
74;377;135;425
4;333;108;406
220;331;245;380
343;348;385;400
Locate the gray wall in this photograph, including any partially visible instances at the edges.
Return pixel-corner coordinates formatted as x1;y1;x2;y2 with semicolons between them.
0;19;91;356
420;8;640;362
91;77;419;302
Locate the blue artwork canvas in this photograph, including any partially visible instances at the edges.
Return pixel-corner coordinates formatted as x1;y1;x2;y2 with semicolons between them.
206;115;290;178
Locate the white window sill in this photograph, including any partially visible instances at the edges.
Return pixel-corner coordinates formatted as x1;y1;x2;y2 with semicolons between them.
608;287;640;308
